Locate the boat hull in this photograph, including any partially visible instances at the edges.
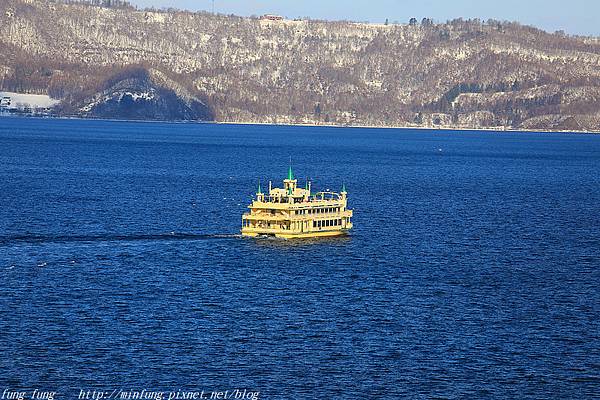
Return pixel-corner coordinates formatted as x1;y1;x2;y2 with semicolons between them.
242;228;350;239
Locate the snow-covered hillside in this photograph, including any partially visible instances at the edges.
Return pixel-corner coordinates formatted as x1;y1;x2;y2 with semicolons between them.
1;0;600;130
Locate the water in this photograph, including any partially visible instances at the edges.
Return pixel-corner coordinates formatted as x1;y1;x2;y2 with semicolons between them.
1;117;599;399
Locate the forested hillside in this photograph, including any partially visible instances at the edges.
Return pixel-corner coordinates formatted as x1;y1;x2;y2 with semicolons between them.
2;0;600;131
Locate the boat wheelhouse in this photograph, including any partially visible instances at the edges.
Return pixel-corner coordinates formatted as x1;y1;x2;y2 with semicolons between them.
241;167;353;239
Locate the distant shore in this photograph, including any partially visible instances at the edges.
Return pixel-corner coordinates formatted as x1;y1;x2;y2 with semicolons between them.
215;120;600;135
1;113;598;135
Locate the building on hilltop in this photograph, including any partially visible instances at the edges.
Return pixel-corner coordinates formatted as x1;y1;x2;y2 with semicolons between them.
261;14;284;21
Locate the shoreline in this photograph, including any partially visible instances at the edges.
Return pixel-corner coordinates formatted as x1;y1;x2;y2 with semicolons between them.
214;120;600;135
1;113;598;135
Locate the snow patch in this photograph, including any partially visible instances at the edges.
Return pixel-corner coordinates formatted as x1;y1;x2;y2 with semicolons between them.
0;91;60;109
144;12;166;24
121;90;155;101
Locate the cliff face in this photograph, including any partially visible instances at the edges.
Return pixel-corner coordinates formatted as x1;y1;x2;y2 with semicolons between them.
54;67;213;121
2;0;600;130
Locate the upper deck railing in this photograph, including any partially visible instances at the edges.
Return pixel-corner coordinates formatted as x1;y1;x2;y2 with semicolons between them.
255;191;344;205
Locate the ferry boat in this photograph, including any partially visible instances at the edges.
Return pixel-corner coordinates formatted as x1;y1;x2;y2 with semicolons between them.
241;167;353;239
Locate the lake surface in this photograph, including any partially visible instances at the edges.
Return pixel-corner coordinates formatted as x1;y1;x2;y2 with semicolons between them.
1;117;599;399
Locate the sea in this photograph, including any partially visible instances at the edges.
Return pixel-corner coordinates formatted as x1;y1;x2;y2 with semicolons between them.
1;117;599;399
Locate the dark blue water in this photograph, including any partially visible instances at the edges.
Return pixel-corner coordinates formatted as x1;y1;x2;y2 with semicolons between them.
1;117;599;399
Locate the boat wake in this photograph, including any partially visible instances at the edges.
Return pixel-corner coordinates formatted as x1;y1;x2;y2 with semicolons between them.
0;233;241;246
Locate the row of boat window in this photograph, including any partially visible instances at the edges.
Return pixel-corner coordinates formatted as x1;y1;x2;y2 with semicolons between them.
313;219;342;228
296;207;340;215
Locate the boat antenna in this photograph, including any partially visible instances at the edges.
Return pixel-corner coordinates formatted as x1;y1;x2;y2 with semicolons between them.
288;156;294;180
257;179;262;194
